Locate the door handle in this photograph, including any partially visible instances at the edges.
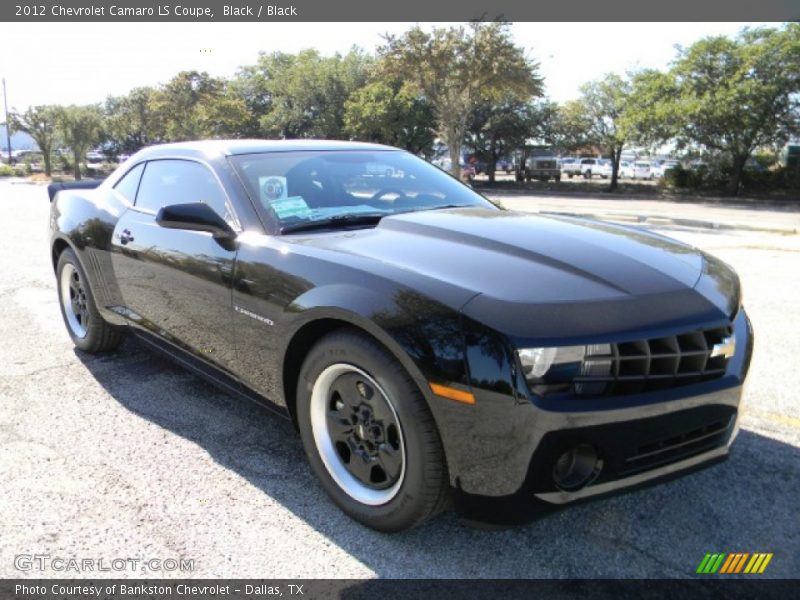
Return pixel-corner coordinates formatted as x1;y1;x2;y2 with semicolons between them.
120;229;134;245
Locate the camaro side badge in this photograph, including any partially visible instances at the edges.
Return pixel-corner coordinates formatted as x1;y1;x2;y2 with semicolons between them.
234;305;274;326
710;334;736;359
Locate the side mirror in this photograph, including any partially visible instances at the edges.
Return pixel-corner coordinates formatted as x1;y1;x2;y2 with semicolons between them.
156;202;236;240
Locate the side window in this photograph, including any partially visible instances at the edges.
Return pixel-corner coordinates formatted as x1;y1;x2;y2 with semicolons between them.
112;162;145;203
135;159;235;226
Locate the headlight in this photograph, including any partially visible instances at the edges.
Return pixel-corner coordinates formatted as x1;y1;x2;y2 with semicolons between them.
517;344;612;394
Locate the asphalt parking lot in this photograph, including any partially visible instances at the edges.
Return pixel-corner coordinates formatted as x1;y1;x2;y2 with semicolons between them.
1;180;798;578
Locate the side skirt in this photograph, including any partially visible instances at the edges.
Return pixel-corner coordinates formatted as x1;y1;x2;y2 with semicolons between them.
132;329;292;423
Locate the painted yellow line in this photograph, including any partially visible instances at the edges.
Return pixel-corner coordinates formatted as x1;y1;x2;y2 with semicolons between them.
429;382;476;405
744;410;800;429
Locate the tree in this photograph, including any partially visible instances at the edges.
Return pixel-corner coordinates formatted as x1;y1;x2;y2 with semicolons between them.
240;49;371;139
149;71;250;142
623;69;680;150
574;74;633;190
669;24;800;194
57;105;103;180
10;105;59;176
466;99;566;181
103;87;158;155
343;80;436;155
465;98;533;182
379;22;542;178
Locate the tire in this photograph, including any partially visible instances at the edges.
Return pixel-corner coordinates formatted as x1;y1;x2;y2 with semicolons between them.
583;171;592;179
296;329;449;532
56;248;125;353
568;173;574;179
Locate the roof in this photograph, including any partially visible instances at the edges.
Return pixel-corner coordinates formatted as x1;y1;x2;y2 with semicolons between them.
136;139;397;160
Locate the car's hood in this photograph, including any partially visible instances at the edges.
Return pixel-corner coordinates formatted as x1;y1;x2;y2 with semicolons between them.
291;208;739;340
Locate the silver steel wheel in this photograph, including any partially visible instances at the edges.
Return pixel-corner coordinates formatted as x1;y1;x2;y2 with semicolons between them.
59;262;88;339
310;363;406;506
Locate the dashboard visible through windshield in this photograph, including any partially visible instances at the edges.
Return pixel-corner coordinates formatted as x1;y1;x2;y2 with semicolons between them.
229;150;497;233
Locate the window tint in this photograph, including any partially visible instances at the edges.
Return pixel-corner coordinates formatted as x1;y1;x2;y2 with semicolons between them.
135;159;234;225
113;162;145;203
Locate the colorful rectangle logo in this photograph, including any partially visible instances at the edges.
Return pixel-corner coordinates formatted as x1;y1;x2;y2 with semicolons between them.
696;553;773;574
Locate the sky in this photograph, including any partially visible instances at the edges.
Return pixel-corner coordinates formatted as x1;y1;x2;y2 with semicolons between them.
0;21;776;112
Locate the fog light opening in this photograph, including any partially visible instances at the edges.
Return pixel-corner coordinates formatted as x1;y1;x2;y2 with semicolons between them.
552;444;603;492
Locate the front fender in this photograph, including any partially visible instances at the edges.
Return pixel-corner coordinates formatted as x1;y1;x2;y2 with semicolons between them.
283;283;470;395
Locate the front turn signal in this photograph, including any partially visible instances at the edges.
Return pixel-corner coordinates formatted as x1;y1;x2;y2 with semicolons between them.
429;382;475;405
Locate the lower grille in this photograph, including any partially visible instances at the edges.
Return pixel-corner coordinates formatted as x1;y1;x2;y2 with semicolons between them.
619;416;734;476
574;325;733;397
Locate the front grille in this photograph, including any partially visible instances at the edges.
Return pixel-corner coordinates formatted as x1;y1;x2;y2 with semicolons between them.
535;160;556;169
573;325;733;397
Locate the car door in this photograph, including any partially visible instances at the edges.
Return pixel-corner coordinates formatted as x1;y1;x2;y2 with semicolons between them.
110;158;241;372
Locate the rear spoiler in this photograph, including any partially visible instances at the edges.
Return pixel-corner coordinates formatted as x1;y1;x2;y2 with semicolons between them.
47;179;104;202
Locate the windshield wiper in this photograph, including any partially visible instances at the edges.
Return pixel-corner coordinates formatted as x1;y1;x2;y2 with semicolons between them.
280;213;386;235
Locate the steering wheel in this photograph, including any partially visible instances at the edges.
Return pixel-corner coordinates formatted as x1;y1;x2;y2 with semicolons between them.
370;188;407;203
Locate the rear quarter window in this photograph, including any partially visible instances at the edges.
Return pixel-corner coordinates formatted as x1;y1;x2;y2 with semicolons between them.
112;163;145;203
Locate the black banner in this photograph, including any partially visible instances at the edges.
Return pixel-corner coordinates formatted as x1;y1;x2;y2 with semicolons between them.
2;580;800;600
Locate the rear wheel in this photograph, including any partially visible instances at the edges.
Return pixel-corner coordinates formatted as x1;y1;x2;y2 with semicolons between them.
296;329;449;532
57;248;124;353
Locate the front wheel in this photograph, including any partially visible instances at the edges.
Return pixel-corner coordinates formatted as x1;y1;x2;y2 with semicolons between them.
56;248;124;353
296;329;449;532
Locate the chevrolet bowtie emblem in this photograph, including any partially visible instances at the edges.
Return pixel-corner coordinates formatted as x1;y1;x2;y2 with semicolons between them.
710;334;736;359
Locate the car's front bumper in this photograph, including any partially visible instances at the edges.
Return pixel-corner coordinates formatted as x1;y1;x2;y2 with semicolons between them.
427;308;752;525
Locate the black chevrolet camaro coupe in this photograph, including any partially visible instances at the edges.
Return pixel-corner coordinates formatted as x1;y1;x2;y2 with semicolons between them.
49;140;753;531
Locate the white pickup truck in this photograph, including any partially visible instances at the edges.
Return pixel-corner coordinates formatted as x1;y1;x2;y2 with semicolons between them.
564;158;602;179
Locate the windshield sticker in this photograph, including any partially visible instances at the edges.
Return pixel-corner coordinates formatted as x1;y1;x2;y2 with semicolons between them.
259;176;288;206
271;196;313;220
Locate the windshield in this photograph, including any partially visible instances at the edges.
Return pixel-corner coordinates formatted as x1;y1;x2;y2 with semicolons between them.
229;150;497;233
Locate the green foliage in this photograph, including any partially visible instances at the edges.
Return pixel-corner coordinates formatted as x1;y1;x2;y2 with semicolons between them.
9;105;59;176
379;22;542;176
344;80;435;155
0;164;13;177
241;49;371;139
667;24;800;194
103;87;158;154
149;71;250;142
572;73;634;189
57;105;104;180
466;98;555;180
622;69;681;149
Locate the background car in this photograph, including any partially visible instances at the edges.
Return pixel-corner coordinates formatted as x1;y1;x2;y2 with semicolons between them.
596;159;613;179
579;157;599;178
619;161;635;178
633;160;654;179
496;158;513;173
